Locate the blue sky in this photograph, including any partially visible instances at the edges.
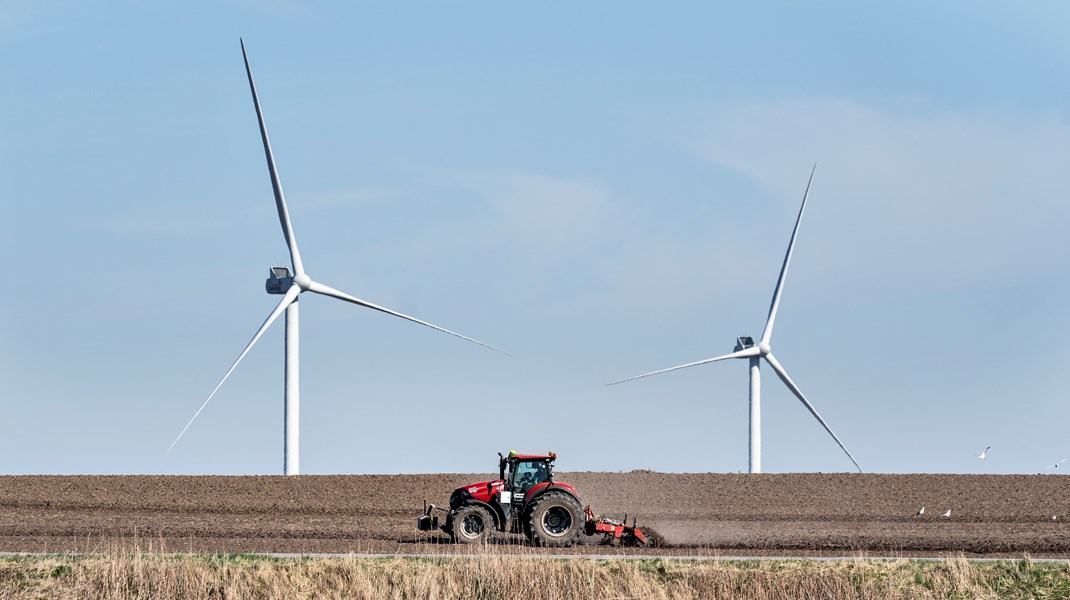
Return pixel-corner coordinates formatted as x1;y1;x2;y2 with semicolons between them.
2;2;1068;475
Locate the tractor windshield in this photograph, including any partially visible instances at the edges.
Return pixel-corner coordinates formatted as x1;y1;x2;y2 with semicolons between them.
511;460;551;495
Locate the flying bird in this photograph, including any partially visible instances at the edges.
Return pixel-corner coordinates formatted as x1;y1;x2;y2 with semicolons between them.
1043;459;1067;470
1052;515;1059;522
914;506;925;517
977;446;990;460
940;509;951;518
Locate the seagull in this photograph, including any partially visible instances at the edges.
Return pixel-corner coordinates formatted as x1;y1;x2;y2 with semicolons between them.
1052;515;1058;522
977;446;990;460
914;506;925;517
1043;458;1067;470
940;509;951;518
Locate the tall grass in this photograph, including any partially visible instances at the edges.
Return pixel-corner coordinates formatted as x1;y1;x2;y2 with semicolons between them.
1;552;1068;600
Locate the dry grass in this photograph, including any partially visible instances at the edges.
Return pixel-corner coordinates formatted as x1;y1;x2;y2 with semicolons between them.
1;551;1068;600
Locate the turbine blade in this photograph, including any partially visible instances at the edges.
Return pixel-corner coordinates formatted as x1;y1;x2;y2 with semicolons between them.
306;280;507;354
763;352;862;472
760;164;816;345
167;284;301;455
240;39;304;277
607;346;760;386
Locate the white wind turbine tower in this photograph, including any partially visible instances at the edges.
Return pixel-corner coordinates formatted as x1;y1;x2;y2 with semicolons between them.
168;40;504;475
609;166;861;474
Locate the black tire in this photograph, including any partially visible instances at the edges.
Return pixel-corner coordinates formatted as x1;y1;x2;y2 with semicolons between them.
451;505;493;544
527;491;584;547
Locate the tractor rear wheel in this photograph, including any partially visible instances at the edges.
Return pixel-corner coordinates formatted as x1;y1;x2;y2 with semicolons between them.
527;491;583;547
452;505;493;544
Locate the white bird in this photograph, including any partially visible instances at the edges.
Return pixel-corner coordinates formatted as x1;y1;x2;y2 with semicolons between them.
977;446;990;460
1043;458;1067;470
940;509;951;518
914;506;925;517
1052;515;1058;522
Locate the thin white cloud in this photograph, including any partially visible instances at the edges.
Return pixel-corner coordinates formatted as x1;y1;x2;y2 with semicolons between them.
676;98;1070;291
69;185;408;236
72;197;268;236
223;0;313;19
406;168;780;319
295;186;412;212
430;168;615;251
327;101;1070;335
402;100;1070;329
78;216;223;236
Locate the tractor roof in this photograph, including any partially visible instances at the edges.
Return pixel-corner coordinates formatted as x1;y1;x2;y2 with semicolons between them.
506;451;556;462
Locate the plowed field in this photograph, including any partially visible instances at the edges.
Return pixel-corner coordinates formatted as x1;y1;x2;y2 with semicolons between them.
2;474;1068;556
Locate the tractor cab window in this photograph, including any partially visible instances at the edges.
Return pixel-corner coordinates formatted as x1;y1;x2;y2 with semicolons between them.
511;460;550;494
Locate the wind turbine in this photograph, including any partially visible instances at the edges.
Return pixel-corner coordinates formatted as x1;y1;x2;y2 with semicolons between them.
168;40;504;475
609;166;861;474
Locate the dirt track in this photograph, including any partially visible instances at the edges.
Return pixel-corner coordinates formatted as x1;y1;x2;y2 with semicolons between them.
1;473;1068;556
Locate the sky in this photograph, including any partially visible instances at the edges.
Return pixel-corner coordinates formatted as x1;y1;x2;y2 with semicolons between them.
1;2;1068;476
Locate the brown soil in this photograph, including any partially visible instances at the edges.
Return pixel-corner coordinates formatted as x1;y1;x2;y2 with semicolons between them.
1;473;1068;556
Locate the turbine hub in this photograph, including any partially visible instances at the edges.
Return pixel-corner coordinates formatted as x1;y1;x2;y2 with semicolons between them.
294;272;312;291
757;340;771;355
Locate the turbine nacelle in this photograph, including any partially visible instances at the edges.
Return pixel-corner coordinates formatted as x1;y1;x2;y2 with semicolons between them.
732;337;769;357
734;336;755;353
266;266;293;295
266;266;311;294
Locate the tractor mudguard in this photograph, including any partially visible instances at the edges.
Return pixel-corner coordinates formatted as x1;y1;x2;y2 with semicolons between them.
524;482;581;508
454;498;505;531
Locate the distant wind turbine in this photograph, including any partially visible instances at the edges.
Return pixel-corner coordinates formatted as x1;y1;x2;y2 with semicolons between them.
167;40;504;475
608;166;861;474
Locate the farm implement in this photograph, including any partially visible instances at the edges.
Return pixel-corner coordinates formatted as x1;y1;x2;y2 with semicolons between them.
417;451;651;547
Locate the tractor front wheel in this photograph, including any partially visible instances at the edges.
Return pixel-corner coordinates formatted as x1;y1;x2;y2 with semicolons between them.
527;491;583;547
451;505;493;544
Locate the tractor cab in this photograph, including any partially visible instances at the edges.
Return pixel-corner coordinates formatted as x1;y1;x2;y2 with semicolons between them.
499;451;555;505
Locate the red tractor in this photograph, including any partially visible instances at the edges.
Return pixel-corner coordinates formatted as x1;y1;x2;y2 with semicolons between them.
417;451;649;547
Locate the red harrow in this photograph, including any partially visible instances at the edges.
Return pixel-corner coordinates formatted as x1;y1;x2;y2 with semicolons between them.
584;506;650;546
